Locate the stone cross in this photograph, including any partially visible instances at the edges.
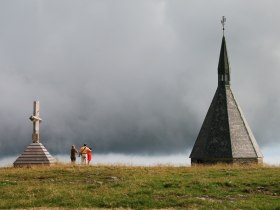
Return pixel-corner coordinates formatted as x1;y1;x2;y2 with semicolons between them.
29;101;42;143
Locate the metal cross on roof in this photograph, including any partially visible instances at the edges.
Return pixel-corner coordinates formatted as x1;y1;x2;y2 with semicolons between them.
221;16;226;35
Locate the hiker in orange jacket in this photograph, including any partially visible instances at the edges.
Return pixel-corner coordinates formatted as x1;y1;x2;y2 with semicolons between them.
80;144;91;165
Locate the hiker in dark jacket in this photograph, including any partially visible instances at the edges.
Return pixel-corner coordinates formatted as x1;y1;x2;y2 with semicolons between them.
70;145;78;163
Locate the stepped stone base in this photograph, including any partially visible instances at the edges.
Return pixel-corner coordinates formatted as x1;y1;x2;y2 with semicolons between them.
13;143;56;167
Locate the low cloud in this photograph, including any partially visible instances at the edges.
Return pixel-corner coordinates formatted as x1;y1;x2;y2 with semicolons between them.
0;1;279;157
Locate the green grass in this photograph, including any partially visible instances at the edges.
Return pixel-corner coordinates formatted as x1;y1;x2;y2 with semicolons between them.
0;164;279;209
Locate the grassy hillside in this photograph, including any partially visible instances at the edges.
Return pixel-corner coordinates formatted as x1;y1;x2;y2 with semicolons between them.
0;164;279;209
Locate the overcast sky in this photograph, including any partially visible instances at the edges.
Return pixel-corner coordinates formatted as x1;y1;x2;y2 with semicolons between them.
0;0;280;157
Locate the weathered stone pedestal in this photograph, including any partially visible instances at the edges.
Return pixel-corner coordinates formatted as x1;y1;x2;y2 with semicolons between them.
14;143;56;166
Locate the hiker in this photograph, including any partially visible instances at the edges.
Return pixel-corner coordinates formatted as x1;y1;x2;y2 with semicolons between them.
70;145;78;163
80;144;90;165
87;147;92;165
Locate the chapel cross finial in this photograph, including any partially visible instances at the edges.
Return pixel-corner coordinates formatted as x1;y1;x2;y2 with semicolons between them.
221;16;226;35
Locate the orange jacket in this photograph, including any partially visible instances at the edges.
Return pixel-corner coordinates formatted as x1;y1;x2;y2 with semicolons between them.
80;146;90;154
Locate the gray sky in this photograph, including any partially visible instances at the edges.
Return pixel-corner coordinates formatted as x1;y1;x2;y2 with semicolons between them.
0;0;280;157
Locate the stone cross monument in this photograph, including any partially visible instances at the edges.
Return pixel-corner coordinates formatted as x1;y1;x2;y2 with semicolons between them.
13;101;56;166
29;101;42;143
